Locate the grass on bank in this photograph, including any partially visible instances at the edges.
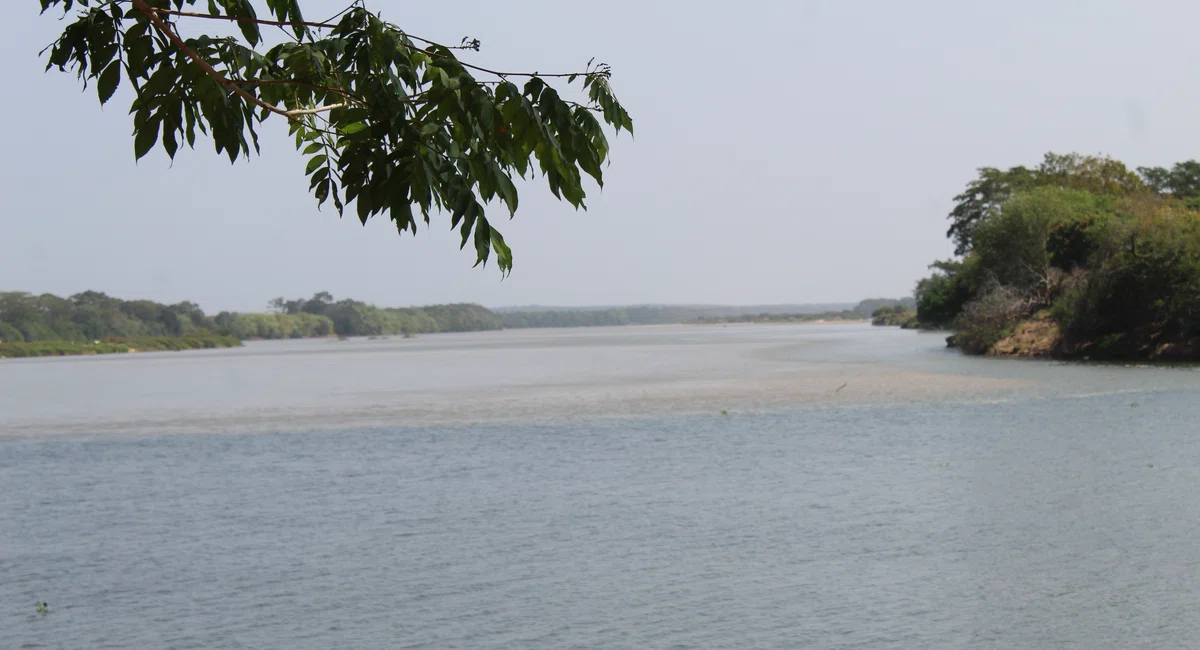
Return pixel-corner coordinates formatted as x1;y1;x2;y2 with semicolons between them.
0;333;241;358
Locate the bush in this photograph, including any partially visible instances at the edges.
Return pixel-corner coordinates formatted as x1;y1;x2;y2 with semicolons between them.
953;284;1034;354
871;305;916;326
0;321;24;343
915;257;981;328
972;187;1102;291
1052;206;1200;357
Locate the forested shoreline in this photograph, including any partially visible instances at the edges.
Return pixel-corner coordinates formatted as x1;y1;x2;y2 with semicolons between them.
0;291;894;358
904;153;1200;360
0;292;502;357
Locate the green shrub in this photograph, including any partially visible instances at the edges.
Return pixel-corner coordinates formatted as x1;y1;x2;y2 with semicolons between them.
0;321;24;343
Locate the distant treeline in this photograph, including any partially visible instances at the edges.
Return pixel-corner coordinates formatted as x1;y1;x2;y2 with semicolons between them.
499;302;880;328
500;306;722;328
691;310;860;324
0;291;501;343
1;291;892;347
245;293;502;338
0;291;218;343
853;297;916;316
687;298;914;325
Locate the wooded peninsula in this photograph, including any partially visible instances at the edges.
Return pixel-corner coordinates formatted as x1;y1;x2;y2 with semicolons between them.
899;153;1200;360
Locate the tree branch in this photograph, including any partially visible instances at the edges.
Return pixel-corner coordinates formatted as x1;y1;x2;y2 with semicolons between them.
130;0;293;120
285;102;352;117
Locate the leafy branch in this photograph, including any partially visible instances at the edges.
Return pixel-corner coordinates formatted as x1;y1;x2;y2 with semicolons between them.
38;0;634;274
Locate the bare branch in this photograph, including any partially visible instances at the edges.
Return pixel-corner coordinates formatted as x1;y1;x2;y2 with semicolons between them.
285;103;352;117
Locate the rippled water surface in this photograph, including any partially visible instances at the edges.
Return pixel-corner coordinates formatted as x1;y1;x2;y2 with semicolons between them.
4;324;1200;648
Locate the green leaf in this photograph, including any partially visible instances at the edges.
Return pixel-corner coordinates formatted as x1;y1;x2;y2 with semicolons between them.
495;166;518;215
162;124;178;159
302;142;323;155
471;216;495;268
305;154;328;175
491;228;512;273
340;122;368;135
315;179;330;206
133;119;159;161
288;0;306;40
234;0;261;46
96;59;121;105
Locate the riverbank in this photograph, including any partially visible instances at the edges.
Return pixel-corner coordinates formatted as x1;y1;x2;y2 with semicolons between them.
907;154;1200;365
0;333;242;358
942;312;1200;361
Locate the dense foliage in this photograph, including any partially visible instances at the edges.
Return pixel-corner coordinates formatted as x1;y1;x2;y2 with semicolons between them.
39;0;632;273
916;153;1200;359
870;305;918;328
0;291;218;342
945;153;1146;256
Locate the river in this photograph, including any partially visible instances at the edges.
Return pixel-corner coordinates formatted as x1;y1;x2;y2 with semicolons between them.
3;323;1200;648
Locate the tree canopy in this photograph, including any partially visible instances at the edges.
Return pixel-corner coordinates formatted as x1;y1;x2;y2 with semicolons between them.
1136;161;1200;200
39;0;633;273
946;153;1144;255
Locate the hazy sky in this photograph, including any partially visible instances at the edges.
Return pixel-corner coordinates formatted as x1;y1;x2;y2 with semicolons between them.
4;1;1200;312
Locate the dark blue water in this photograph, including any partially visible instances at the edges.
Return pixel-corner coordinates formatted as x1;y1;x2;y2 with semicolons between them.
5;388;1200;648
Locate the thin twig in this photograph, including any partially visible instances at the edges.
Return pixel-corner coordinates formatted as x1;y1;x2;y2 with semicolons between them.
146;7;598;80
319;1;361;26
149;7;340;32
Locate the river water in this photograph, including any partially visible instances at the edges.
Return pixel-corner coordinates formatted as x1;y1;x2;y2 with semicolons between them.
3;324;1200;648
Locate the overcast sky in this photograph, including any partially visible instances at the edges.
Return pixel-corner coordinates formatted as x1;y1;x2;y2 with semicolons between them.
4;1;1200;312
